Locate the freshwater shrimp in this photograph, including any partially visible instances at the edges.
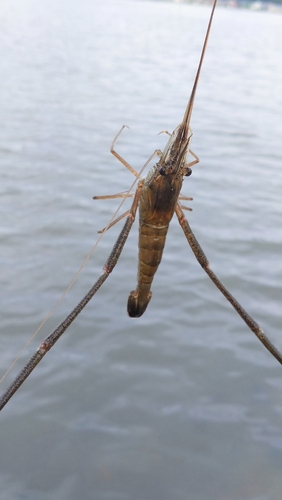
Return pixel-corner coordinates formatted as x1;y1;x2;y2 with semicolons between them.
1;0;281;412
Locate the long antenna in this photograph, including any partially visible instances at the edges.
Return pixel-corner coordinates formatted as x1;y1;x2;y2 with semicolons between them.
182;0;217;134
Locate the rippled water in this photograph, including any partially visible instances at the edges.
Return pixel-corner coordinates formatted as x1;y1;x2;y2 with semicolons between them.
1;0;282;498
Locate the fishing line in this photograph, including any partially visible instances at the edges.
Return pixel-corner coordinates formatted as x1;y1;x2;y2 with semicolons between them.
0;138;157;385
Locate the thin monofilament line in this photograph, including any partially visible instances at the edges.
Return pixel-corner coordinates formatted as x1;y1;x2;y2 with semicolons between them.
0;147;155;386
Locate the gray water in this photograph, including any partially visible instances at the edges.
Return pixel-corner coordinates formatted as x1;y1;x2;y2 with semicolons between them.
1;0;282;498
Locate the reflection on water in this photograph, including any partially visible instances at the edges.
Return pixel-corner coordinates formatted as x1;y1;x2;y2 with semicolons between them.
1;0;282;499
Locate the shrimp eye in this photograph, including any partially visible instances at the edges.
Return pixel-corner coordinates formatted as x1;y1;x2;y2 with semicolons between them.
185;168;192;177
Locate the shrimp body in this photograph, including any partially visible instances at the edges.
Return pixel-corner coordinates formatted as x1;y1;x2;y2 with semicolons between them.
127;125;192;317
